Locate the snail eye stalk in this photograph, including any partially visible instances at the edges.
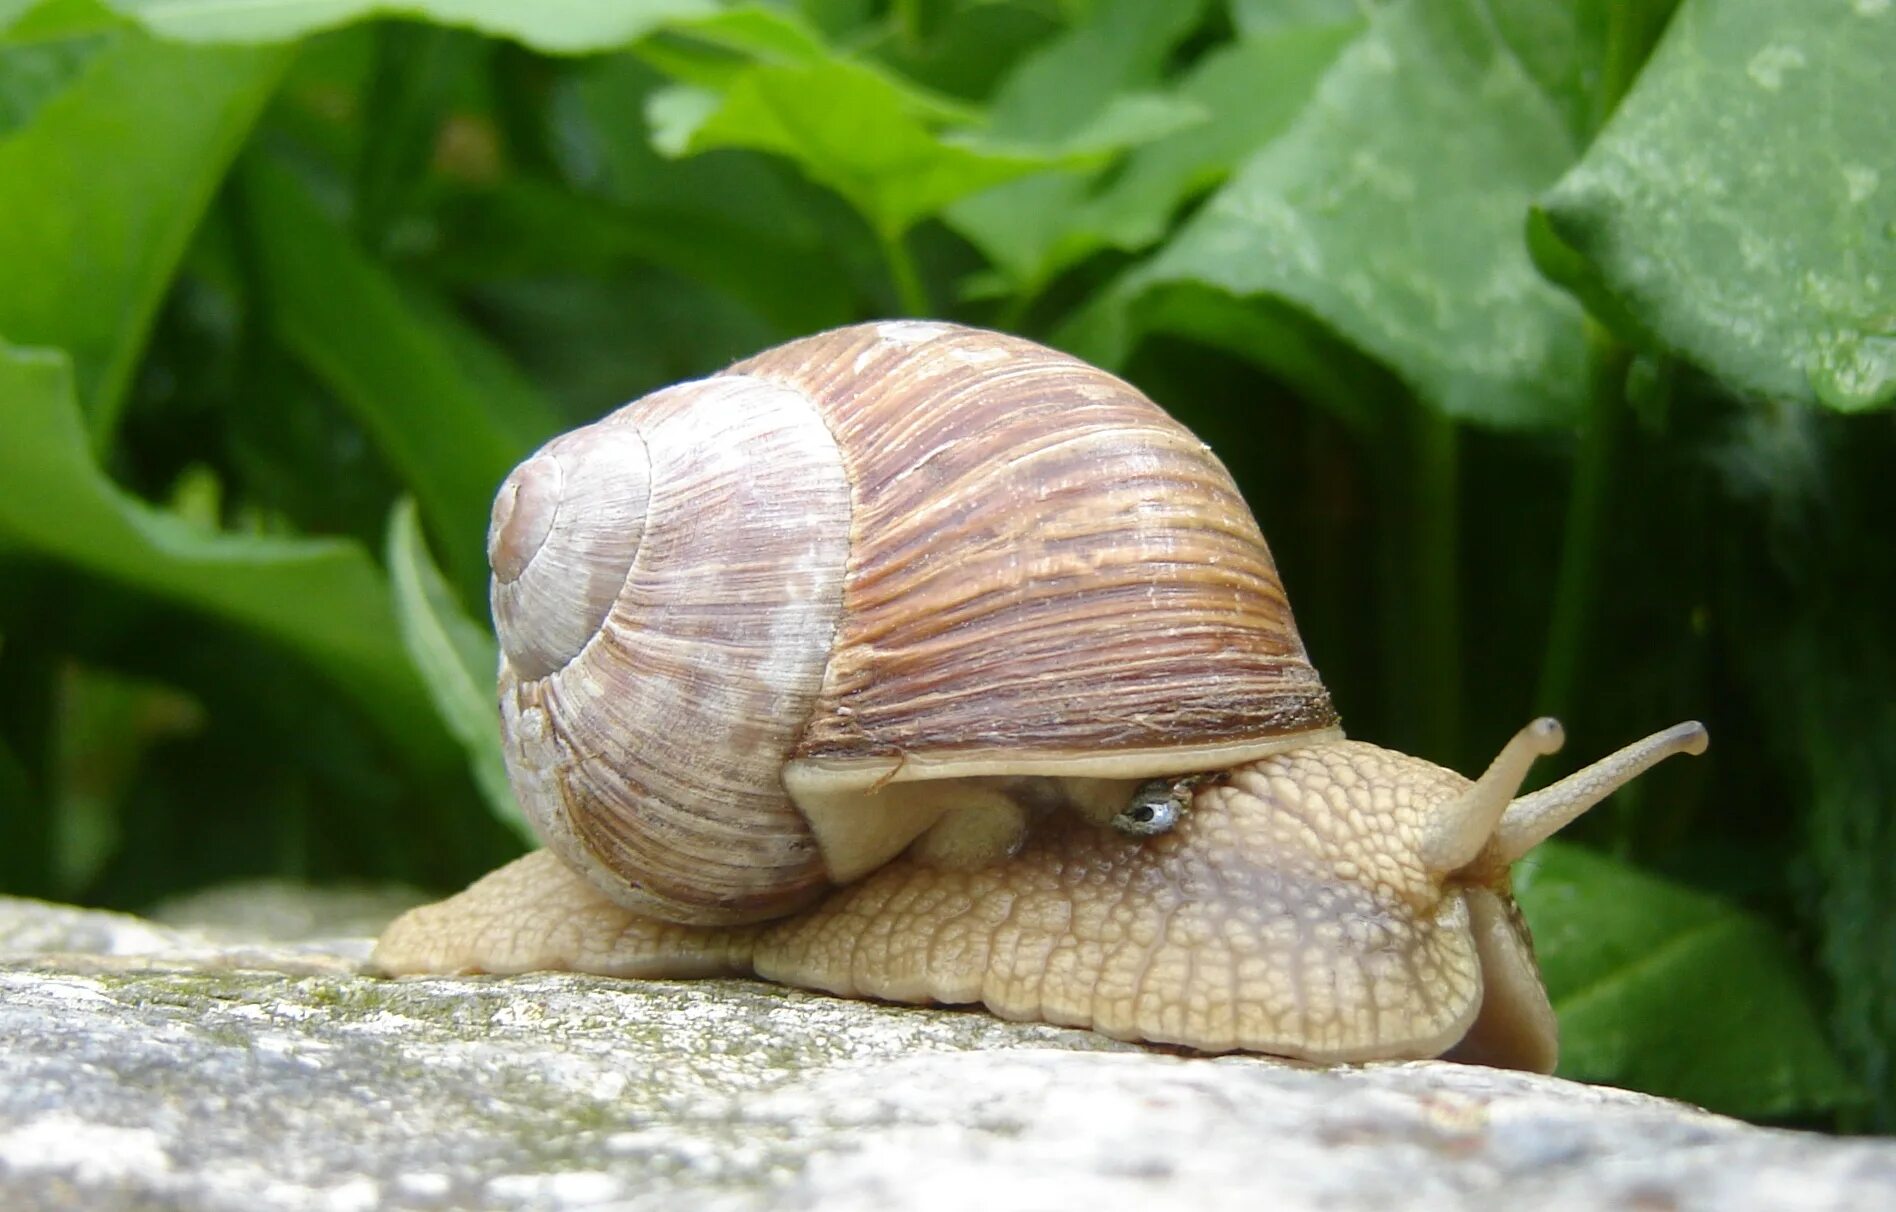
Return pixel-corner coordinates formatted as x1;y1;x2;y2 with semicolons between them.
1420;718;1565;875
1493;721;1708;864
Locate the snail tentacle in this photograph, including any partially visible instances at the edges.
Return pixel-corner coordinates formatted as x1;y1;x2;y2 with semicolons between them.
1419;717;1565;875
1493;721;1709;864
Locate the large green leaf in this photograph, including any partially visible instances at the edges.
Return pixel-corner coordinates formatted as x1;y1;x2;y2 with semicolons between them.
386;499;529;842
0;344;448;768
1126;0;1589;426
0;27;285;438
105;0;719;51
1536;0;1896;411
1517;841;1861;1119
242;156;554;597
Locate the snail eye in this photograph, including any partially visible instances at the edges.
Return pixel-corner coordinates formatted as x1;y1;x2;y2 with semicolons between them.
1113;780;1186;837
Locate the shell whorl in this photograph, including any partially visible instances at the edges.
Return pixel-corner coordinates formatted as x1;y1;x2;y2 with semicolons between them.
495;377;850;925
490;425;651;681
735;321;1338;771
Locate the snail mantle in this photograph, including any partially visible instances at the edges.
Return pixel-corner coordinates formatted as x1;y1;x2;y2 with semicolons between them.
5;893;1895;1212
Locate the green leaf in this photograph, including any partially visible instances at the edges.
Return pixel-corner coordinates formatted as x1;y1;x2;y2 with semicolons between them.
0;28;286;438
1228;0;1358;36
0;0;122;43
1127;0;1589;426
0;344;450;771
942;0;1215;292
1794;631;1896;1128
432;177;853;336
1516;841;1862;1119
662;4;827;64
351;22;465;250
1537;0;1896;411
546;53;862;329
1732;497;1896;1130
636;7;1130;308
0;31;106;135
386;498;530;843
48;665;201;894
1038;91;1206;159
648;57;1060;239
241;156;554;598
645;82;721;154
980;0;1209;145
632;5;848;92
105;0;720;52
869;0;1065;103
1064;280;1389;434
1079;19;1361;254
954;16;1360;296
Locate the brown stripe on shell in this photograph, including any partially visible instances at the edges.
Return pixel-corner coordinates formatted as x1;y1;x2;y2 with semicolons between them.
498;375;852;925
727;321;1337;766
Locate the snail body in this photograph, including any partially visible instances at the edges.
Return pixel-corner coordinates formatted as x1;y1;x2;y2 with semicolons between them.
375;321;1706;1072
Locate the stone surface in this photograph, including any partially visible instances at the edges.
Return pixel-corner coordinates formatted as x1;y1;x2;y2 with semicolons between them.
3;892;1895;1211
149;879;426;944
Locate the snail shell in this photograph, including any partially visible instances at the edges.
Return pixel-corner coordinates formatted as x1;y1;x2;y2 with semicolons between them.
488;321;1338;926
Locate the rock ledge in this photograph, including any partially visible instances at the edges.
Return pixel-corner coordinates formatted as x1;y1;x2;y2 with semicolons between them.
2;892;1893;1211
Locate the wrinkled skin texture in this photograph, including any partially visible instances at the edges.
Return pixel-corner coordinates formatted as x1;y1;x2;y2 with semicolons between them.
375;742;1558;1070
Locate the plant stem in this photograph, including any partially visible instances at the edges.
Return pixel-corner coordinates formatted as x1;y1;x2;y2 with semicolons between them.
1412;404;1462;764
880;227;931;317
354;24;457;251
892;0;923;52
1375;399;1462;763
490;43;557;177
993;284;1036;334
1536;320;1631;721
0;576;61;902
0;613;55;900
1593;0;1654;134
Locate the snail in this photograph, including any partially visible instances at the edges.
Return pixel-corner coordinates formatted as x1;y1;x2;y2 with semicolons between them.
373;320;1707;1072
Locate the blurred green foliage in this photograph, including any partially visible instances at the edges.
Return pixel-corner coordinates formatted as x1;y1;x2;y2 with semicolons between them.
0;0;1891;1129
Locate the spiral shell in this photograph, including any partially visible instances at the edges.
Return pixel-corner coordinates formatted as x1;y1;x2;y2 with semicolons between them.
487;321;1338;925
